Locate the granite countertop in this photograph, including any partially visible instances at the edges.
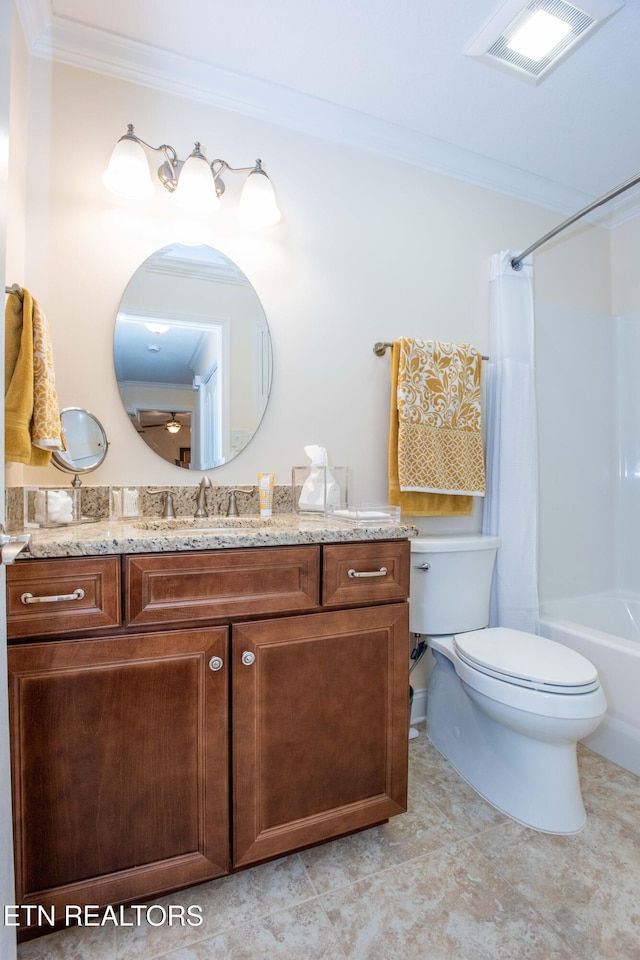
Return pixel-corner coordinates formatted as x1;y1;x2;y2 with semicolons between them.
17;514;419;559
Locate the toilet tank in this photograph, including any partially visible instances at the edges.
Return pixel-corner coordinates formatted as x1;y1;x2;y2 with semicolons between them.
409;535;501;635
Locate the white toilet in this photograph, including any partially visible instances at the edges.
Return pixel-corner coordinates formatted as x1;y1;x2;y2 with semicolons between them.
411;535;607;834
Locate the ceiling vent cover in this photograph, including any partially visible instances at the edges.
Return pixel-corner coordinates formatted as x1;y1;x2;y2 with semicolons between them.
465;0;623;84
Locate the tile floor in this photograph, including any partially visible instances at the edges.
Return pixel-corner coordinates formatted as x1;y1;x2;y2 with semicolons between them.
16;725;640;960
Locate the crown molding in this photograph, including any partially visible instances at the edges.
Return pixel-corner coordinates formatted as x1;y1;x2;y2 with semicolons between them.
14;0;50;51
607;189;640;229
15;2;639;227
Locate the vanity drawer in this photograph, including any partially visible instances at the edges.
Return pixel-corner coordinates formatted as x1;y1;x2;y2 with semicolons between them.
6;557;122;640
125;546;321;627
322;540;410;607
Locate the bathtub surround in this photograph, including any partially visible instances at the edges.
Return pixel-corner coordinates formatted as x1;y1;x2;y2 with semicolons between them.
535;247;640;777
540;595;640;776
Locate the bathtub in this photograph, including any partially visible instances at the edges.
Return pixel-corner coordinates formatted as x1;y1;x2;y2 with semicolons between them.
538;594;640;776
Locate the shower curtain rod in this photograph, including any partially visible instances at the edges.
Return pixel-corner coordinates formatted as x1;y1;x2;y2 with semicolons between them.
511;170;640;271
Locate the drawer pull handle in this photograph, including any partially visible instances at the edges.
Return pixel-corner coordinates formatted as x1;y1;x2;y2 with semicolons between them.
20;588;85;605
347;567;388;579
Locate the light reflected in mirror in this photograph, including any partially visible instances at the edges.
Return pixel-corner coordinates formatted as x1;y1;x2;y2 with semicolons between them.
52;407;109;483
113;243;273;470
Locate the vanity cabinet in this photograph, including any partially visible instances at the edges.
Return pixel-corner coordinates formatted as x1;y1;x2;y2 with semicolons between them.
6;556;121;640
232;603;408;867
8;627;230;919
6;539;410;932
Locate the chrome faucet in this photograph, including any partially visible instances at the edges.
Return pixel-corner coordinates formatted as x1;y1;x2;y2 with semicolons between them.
194;476;212;517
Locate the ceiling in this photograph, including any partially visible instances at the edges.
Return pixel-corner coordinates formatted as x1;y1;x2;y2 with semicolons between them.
17;0;640;224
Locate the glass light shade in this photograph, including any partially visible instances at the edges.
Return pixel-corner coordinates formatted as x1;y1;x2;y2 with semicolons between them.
173;154;219;216
165;418;181;434
102;138;154;200
237;170;281;227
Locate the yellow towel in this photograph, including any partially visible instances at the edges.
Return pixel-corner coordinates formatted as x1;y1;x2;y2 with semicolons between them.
397;338;485;495
31;295;64;451
389;340;484;517
5;288;62;466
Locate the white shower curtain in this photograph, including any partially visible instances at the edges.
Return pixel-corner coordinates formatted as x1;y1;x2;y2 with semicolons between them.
482;251;539;632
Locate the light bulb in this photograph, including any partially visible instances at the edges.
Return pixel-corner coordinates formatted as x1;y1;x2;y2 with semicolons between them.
238;166;281;227
173;148;219;216
102;137;154;200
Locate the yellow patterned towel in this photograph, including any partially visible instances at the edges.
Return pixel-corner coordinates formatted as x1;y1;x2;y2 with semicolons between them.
396;338;485;497
31;295;64;452
5;288;63;465
389;342;473;517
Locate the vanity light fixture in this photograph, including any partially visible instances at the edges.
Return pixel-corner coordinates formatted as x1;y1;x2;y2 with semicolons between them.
103;125;281;227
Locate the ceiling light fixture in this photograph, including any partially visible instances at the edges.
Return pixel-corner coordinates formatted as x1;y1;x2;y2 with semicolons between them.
144;321;171;335
507;9;572;60
103;125;281;227
465;0;623;84
164;414;182;434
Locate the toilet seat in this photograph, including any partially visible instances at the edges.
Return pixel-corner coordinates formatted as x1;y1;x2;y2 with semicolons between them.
453;627;600;695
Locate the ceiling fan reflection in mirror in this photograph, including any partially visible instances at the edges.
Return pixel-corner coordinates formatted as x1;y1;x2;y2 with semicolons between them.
129;410;191;435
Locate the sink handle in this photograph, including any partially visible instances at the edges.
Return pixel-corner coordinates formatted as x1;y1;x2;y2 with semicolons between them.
148;489;176;518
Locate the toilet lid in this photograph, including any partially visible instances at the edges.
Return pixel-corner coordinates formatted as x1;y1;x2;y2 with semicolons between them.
453;628;600;693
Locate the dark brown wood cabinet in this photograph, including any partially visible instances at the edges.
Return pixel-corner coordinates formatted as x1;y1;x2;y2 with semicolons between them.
9;627;229;919
232;603;409;867
6;539;410;933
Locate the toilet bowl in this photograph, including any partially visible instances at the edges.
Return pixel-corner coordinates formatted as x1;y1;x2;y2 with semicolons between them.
410;536;607;834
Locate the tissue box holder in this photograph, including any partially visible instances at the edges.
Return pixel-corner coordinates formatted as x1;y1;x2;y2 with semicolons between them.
292;466;349;514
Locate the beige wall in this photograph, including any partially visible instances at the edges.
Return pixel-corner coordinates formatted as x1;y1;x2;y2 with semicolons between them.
8;58;613;535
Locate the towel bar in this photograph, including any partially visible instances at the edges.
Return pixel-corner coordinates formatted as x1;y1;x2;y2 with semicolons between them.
5;283;24;300
373;341;488;360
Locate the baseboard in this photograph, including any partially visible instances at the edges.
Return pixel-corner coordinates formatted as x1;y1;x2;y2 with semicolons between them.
582;714;640;776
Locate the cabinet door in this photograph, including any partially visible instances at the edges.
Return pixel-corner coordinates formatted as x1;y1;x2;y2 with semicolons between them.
232;603;409;867
9;627;229;920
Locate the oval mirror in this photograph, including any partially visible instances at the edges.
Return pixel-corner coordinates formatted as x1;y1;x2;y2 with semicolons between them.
52;407;109;481
113;242;273;470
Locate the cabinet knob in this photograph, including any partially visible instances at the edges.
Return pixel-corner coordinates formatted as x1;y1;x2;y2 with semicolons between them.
241;651;255;666
209;656;224;672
